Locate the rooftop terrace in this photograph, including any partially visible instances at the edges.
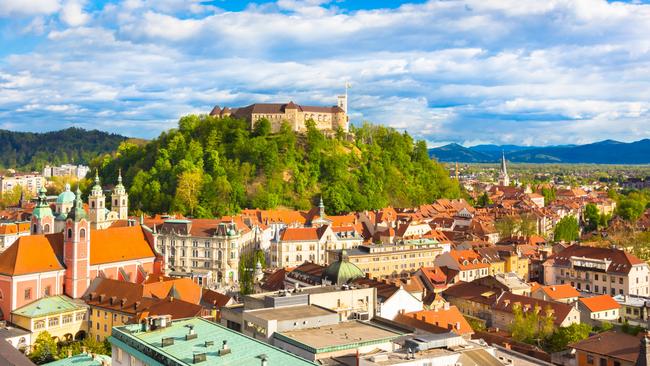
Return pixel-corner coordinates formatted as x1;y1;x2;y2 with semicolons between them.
109;317;315;366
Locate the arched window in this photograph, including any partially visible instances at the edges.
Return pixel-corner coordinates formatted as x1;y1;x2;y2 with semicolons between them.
67;228;73;239
91;202;95;209
80;228;86;239
114;199;118;206
44;224;50;233
0;289;4;300
122;199;126;205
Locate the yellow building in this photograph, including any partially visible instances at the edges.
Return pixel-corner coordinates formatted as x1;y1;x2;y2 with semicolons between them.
326;239;444;279
476;246;529;280
503;251;529;280
11;295;88;346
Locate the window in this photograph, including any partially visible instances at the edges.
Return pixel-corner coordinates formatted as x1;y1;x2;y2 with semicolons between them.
116;348;123;362
34;320;45;330
104;324;107;332
600;358;607;366
586;354;594;364
48;317;59;327
44;286;51;296
620;278;624;284
595;274;599;281
75;312;85;321
24;288;31;300
80;228;86;238
67;228;73;239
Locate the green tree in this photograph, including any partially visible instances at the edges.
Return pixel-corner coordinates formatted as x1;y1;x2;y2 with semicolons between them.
495;216;518;239
174;169;204;216
29;331;58;364
476;192;492;208
554;216;580;242
545;323;592;352
584;203;600;231
253;118;271;137
541;187;556;205
617;197;646;222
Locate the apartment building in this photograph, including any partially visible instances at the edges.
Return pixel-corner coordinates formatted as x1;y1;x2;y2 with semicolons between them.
543;244;650;297
156;218;259;286
326;239;444;279
0;174;45;195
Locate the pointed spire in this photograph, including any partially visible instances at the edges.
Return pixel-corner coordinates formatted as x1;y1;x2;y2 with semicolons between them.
118;168;123;185
95;169;100;185
319;195;325;219
69;185;87;221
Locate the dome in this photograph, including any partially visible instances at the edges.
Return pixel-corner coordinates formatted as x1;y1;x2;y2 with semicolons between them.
322;250;364;286
56;184;76;204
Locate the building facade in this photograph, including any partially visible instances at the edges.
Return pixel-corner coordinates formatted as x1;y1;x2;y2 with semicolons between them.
210;97;349;133
543;245;650;297
0;174;45;196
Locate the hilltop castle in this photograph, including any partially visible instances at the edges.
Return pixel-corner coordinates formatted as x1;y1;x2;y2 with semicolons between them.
209;94;349;133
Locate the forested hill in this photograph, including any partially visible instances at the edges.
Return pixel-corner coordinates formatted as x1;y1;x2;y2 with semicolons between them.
0;128;129;170
96;115;461;217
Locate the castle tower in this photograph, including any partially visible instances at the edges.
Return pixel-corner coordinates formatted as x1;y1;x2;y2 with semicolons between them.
64;187;91;299
31;187;54;234
499;151;510;186
111;169;129;220
88;171;106;229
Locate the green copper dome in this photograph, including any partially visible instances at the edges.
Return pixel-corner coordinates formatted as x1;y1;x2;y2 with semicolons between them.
322;250;364;285
56;183;76;204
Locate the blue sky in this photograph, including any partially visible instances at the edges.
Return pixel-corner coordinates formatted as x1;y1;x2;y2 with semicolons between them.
1;0;650;146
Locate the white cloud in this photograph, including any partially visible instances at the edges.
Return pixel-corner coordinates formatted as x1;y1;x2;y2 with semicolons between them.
60;0;89;26
0;0;60;17
2;0;650;144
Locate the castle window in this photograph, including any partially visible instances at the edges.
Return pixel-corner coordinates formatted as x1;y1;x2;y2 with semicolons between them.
114;200;118;206
67;228;73;239
80;228;86;239
91;202;95;209
44;224;50;233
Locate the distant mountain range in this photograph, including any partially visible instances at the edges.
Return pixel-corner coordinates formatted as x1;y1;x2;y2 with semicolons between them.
429;139;650;164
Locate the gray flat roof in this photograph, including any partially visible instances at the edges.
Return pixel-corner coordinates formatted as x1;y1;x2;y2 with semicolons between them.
247;305;336;321
275;321;400;351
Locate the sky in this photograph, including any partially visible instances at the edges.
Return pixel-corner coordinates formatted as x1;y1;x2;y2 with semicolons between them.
1;0;650;146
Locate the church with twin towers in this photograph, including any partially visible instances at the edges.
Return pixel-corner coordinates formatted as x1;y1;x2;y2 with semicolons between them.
31;170;129;235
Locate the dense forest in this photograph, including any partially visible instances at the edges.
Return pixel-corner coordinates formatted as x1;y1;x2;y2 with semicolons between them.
0;128;129;170
93;115;461;217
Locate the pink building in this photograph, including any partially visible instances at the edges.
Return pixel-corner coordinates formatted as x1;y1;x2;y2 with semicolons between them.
0;188;162;319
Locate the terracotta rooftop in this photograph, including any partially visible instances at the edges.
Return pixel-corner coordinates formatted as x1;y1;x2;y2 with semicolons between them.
533;284;580;301
395;306;473;336
546;244;645;274
579;294;620;313
570;331;642;363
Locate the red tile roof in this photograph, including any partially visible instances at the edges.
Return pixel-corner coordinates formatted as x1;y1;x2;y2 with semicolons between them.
579;295;620;313
533;284;580;301
395;306;473;336
546;244;645;274
281;227;319;241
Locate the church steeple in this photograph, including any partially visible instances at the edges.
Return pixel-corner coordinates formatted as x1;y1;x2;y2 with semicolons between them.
112;168;129;220
319;196;325;219
88;170;106;228
499;151;510;186
64;185;90;298
31;187;54;234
